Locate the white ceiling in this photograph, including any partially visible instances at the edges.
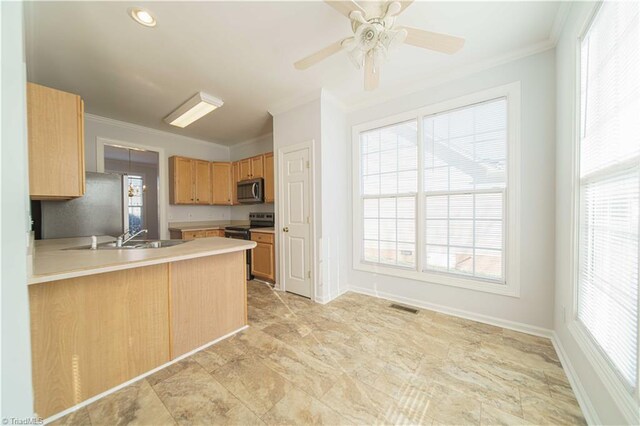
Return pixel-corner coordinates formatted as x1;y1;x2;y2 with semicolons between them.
25;1;562;145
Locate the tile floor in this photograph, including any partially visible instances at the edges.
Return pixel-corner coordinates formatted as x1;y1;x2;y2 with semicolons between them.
52;281;586;425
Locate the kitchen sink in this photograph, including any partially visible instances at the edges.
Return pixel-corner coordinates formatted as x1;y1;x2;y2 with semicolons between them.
67;239;188;250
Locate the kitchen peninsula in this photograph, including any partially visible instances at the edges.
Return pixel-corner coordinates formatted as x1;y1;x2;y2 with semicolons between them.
28;236;255;419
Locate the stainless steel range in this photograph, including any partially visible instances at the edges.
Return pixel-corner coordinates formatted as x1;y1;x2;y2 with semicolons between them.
225;212;274;280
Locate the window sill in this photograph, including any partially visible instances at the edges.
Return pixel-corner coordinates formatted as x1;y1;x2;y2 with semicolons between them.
353;261;520;297
567;321;639;423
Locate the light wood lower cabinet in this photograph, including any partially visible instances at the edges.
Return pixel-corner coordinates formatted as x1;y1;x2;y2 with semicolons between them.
29;253;248;418
170;252;246;357
251;232;275;282
27;82;85;200
205;229;225;237
29;264;171;418
169;228;224;240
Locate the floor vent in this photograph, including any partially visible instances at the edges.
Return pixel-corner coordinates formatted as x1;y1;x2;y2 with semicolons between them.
389;303;419;314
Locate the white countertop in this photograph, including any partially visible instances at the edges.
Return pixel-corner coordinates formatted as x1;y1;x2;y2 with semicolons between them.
168;220;248;232
169;224;227;232
29;236;256;285
250;227;275;234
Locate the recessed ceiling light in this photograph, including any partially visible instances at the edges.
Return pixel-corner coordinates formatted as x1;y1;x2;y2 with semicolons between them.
164;92;224;128
128;7;156;27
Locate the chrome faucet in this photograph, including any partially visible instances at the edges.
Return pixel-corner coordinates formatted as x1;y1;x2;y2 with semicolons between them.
115;229;148;247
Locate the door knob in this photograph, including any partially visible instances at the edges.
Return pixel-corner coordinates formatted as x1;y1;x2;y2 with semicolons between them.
283;227;289;233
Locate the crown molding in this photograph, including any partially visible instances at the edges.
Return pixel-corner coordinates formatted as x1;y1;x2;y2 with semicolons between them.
267;89;322;116
549;1;573;45
342;38;555;113
230;132;274;150
321;89;347;112
84;113;230;150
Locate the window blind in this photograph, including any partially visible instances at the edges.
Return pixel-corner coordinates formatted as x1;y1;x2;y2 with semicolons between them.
423;98;507;281
578;1;640;389
361;120;418;267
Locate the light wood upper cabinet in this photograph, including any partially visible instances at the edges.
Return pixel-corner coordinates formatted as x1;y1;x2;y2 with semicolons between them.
194;160;211;205
27;82;85;200
169;156;195;204
264;152;274;203
238;155;265;181
169;157;212;205
170;152;273;205
231;162;240;205
250;155;264;178
211;162;232;205
239;158;252;180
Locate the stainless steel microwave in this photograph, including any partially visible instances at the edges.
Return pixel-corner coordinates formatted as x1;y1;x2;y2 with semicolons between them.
237;178;264;204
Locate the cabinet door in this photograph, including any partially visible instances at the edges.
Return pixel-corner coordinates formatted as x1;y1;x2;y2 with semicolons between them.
205;230;223;237
27;83;85;200
231;162;240;205
264;152;274;203
239;159;252;180
194;160;212;205
211;162;232;205
182;230;206;240
251;242;275;281
170;157;194;204
251;155;264;179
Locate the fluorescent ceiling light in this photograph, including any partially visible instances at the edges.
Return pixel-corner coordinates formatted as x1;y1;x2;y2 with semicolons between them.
128;7;156;27
164;92;224;128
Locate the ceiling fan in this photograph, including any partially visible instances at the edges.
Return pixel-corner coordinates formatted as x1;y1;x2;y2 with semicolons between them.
294;0;465;91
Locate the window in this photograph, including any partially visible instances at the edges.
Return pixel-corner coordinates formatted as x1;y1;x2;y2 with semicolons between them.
353;83;520;296
127;175;144;233
424;99;506;281
577;2;640;390
361;121;418;268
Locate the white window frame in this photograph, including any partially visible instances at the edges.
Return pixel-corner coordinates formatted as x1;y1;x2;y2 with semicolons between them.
352;82;521;297
568;1;640;412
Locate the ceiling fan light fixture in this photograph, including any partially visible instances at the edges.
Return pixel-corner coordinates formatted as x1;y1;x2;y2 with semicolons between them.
128;7;157;27
164;92;224;128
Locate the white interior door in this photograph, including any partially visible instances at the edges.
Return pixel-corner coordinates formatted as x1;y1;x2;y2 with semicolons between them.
280;146;312;298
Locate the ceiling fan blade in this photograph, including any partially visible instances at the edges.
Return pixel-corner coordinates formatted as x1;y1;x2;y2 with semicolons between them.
400;26;465;54
294;39;347;70
324;0;365;18
364;53;379;91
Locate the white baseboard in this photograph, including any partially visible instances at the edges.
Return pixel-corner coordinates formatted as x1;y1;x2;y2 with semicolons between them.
43;325;249;425
551;332;601;425
315;286;349;304
348;285;553;338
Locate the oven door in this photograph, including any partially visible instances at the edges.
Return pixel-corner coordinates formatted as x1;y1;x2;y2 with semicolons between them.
224;230;248;239
237;178;264;204
223;229;253;280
